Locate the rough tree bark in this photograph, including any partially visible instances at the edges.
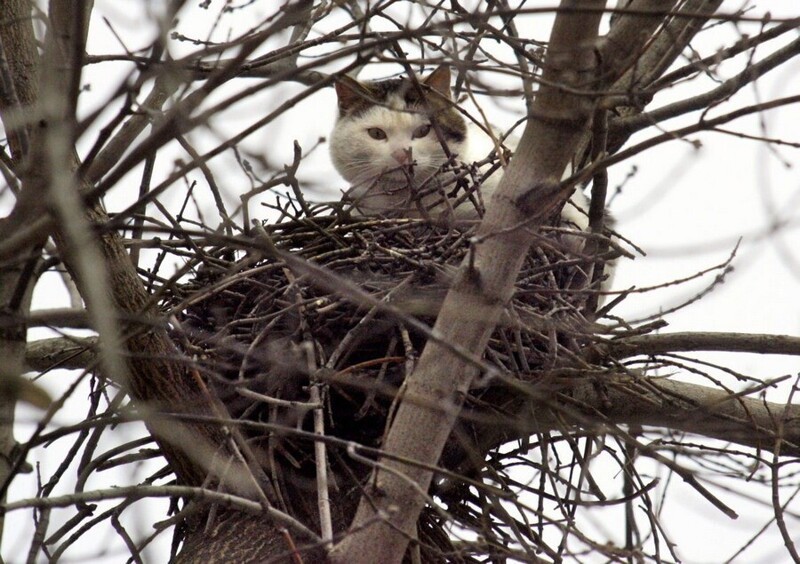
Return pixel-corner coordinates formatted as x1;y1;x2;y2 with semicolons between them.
0;0;51;544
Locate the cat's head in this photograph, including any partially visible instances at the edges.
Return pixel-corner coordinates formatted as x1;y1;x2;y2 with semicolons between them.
329;65;468;215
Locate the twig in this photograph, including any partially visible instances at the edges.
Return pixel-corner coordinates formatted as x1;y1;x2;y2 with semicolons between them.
306;347;333;547
602;331;800;360
770;374;800;563
3;484;320;543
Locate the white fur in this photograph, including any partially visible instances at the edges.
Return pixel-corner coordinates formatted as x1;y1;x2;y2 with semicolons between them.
330;92;467;215
330;99;589;228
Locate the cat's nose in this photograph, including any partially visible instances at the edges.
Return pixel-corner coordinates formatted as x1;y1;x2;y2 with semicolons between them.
391;148;411;164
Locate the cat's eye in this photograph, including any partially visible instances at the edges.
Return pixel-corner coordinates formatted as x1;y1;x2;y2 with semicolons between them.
367;127;387;140
412;124;431;139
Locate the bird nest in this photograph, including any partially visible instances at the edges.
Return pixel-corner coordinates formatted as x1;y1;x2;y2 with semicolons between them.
165;203;609;555
172;207;599;433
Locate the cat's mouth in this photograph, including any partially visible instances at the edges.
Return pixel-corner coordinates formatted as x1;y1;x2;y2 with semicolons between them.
376;161;441;184
379;164;416;182
345;161;444;191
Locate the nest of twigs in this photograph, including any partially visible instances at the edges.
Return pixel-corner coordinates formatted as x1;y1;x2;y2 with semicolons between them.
167;204;607;559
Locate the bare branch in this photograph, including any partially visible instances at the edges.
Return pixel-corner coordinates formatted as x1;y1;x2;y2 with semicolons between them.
1;484;319;543
613;33;800;136
24;336;97;371
84;72;179;184
598;332;800;360
0;1;48;545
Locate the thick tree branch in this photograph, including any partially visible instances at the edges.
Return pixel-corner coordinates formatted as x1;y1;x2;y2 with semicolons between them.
23;329;800;459
616;0;725;90
331;3;608;563
25;336;97;372
582;374;800;455
461;372;800;465
84;72;179;184
598;331;800;360
0;1;50;543
576;0;725;163
602;94;800;167
0;0;256;494
0;0;39;165
42;0;131;392
597;0;678;83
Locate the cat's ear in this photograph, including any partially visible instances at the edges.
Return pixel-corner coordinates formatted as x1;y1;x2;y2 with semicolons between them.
334;76;370;113
423;65;452;98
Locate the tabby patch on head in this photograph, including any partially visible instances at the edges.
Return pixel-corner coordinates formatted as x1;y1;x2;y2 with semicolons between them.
329;66;469;216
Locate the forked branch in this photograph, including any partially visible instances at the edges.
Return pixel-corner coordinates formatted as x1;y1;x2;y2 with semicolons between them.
331;2;608;562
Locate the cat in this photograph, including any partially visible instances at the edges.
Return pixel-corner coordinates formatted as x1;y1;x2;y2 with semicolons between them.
328;66;615;302
329;64;591;232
